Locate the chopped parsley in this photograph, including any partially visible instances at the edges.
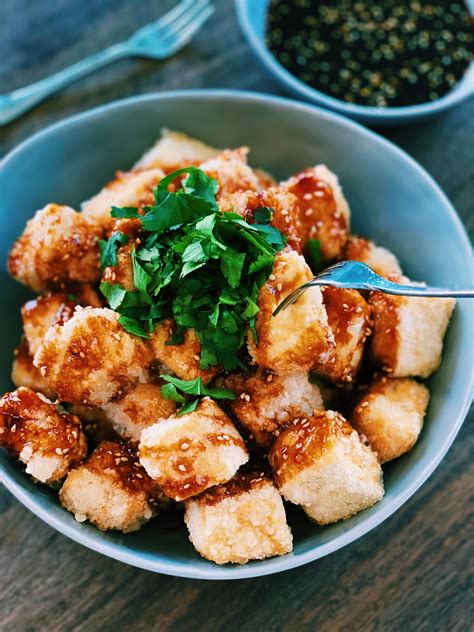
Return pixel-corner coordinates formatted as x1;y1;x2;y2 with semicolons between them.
100;166;287;371
160;374;236;415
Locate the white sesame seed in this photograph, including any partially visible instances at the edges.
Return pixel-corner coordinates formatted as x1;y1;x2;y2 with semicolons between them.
55;448;63;455
180;442;189;451
10;424;17;433
269;274;276;281
303;193;313;200
277;283;283;292
178;464;187;472
305;208;313;216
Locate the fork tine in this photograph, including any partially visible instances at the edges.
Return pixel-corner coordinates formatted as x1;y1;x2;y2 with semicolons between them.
167;4;214;47
159;0;212;42
131;0;195;39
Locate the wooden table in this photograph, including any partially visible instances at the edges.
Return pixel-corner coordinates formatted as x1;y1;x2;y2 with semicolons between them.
1;2;473;630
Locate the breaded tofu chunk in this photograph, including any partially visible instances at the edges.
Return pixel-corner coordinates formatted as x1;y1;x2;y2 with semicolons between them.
269;410;384;525
220;369;324;447
370;288;455;378
248;250;335;375
219;187;302;252
81;167;165;227
200;148;262;199
60;441;163;532
11;338;56;399
150;319;220;385
283;165;350;260
314;287;372;384
22;293;77;356
8;204;102;292
34;307;152;406
134;129;220;172
74;382;177;443
351;377;430;463
343;235;402;278
0;387;87;486
184;472;293;564
139;397;248;501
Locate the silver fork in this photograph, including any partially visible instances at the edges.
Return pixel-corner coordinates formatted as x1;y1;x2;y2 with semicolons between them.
274;260;474;316
0;0;214;126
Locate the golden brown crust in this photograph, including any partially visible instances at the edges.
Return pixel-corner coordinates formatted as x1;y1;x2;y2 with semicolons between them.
269;410;353;487
0;387;87;483
8;204;102;292
193;470;273;507
284;167;349;260
315;287;372;384
11;338;56;399
200;148;261;199
218;186;302;252
34;307;153;406
369;291;400;373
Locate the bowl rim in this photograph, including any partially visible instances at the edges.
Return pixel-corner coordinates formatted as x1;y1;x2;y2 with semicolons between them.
235;0;474;122
1;89;473;580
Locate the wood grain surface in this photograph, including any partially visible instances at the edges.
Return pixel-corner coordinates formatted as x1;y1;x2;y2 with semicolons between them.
0;1;473;631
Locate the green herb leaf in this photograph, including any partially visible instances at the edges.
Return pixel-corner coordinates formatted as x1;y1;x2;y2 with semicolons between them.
307;239;323;273
161;382;186;404
111;206;142;219
253;206;274;224
160;374;236;400
99;231;129;268
118;315;149;338
177;398;200;415
100;282;126;310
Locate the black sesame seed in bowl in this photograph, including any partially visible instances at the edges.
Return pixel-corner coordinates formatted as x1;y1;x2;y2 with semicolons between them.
266;0;473;107
235;0;474;124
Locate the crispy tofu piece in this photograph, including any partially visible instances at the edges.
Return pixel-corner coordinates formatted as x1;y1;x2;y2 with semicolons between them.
369;285;455;378
150;319;220;385
73;382;177;443
220;369;324;447
200;148;262;199
0;387;87;486
184;472;293;564
218;186;302;252
351;377;430;463
134;129;220;172
81;167;165;227
11;338;56;399
22;294;77;356
248;250;335;375
343;235;402;278
283;165;350;260
314;287;372;384
60;440;163;532
34;307;152;406
139;397;248;501
8;204;102;293
269;410;384;525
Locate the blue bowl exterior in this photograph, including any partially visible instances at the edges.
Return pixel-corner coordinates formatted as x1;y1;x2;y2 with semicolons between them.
235;0;474;126
0;90;472;579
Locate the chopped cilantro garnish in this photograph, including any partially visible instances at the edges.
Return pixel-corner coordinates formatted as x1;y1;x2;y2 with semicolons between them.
99;231;129;268
307;238;323;273
100;166;287;371
160;374;236;415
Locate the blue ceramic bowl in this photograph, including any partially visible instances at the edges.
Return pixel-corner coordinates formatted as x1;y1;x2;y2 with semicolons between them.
235;0;474;126
1;90;472;579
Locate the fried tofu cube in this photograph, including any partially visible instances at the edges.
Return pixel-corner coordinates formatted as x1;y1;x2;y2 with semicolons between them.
150;319;220;385
60;441;162;532
11;338;56;399
184;473;293;564
351;377;429;463
283;165;350;260
8;204;101;292
134;129;220;172
221;369;324;447
248;250;335;375
22;293;77;356
34;307;152;406
81;167;165;227
314;287;372;384
343;235;402;278
269;410;384;525
73;382;177;443
370;288;455;378
139;397;248;501
0;387;87;486
200;148;262;199
218;186;302;252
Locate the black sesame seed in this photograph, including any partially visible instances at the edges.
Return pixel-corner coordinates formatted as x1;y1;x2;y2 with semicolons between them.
266;0;473;107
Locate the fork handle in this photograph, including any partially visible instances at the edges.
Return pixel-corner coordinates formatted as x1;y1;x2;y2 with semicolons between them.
305;279;474;298
0;43;129;126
